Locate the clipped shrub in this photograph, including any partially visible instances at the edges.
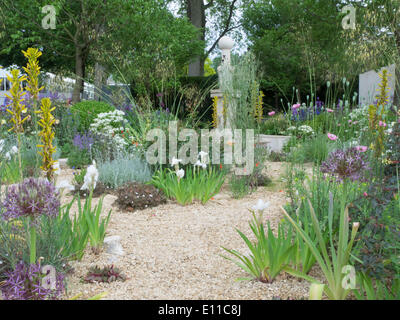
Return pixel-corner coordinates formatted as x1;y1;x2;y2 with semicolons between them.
70;100;115;132
114;182;166;212
98;153;152;189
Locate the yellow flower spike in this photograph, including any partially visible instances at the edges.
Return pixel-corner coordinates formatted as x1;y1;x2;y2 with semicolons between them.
256;90;264;123
6;69;28;134
22;48;43;100
37;97;57;181
212;96;219;128
5;68;28;180
369;69;391;159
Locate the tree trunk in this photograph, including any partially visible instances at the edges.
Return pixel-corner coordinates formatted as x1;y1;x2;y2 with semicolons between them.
72;45;85;103
187;0;206;76
393;30;400;107
94;62;105;101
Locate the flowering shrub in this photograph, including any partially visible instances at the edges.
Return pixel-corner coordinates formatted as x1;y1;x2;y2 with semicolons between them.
89;110;130;150
286;125;314;138
2;178;60;220
1;261;64;300
320;147;370;183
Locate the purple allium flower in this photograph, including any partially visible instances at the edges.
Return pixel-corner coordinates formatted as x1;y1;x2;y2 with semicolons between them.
1;261;64;300
73;132;94;151
320;147;370;183
2;178;60;220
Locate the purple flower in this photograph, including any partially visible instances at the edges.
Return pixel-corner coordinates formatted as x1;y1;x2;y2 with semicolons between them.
73;132;94;151
321;147;370;183
1;178;60;220
1;261;64;300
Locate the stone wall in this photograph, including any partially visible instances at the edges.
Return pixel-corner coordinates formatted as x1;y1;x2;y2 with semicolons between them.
359;64;396;105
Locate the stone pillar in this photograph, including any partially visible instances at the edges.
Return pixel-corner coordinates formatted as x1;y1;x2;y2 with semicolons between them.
212;36;235;130
210;89;225;129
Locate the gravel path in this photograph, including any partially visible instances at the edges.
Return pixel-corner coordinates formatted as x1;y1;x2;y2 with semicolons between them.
59;162;317;300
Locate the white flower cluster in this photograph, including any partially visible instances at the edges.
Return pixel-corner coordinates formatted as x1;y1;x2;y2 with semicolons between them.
298;125;314;136
348;105;369;128
89;110;128;150
194;151;208;169
0;139;18;161
81;160;99;191
171;157;185;180
286;125;314;137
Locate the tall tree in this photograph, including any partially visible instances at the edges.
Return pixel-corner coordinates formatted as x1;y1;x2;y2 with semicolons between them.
344;0;400;105
0;0;117;102
173;0;241;76
0;0;203;103
242;0;348;107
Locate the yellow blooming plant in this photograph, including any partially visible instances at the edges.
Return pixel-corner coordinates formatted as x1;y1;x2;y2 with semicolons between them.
22;48;44;101
369;69;391;158
256;90;264;124
23;48;44;168
5;69;28;180
36;98;57;180
212;96;219;128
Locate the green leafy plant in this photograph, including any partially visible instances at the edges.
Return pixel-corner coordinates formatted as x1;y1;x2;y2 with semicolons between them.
77;192;111;254
289;133;333;164
222;216;294;283
229;146;269;199
229;174;252;199
290;204;317;274
55;198;89;261
353;272;400;300
70;101;115;132
67;147;91;169
152;164;225;205
281;195;360;300
260;113;290;135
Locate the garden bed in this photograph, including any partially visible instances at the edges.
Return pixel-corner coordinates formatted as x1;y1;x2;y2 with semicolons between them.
58;162;320;300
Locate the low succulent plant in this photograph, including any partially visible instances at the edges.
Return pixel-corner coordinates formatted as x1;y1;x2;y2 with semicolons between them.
114;182;166;212
84;265;126;283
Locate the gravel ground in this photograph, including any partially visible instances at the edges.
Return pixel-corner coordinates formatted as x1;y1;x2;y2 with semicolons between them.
57;161;320;300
